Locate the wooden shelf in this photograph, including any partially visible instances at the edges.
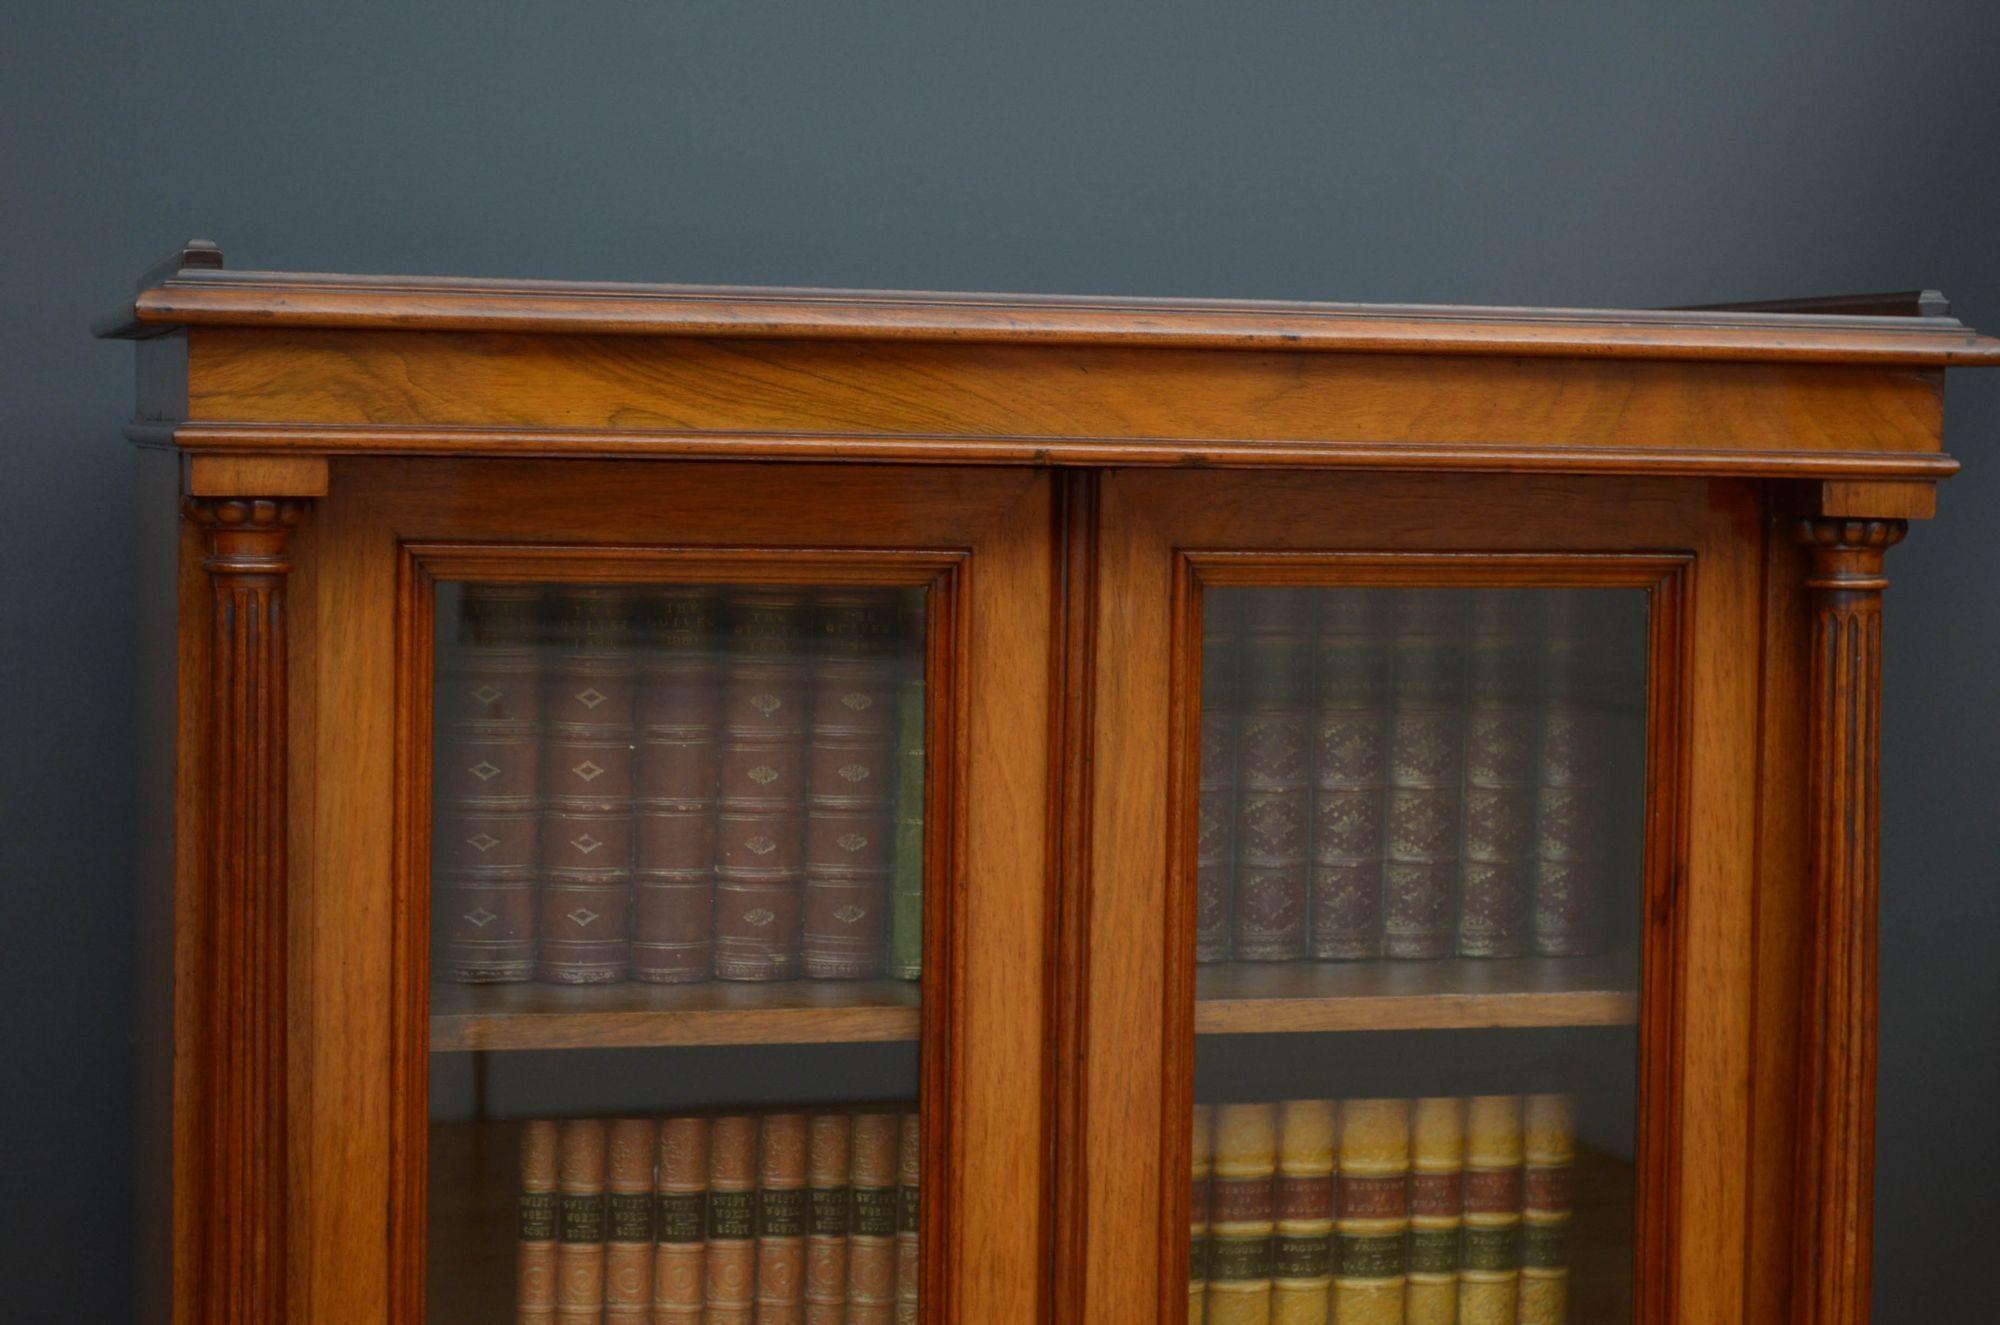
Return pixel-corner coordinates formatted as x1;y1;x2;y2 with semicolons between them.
430;978;921;1053
1194;954;1639;1035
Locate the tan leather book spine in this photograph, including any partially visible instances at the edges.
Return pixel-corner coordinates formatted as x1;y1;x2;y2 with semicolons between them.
1334;1098;1409;1325
1383;593;1467;960
604;1118;654;1321
1459;592;1539;958
1460;1095;1524;1325
1234;590;1312;961
1407;1097;1466;1325
1189;1104;1213;1321
714;591;812;980
1206;1102;1276;1325
705;1115;758;1325
653;1116;709;1324
538;587;638;984
804;592;902;979
757;1113;809;1325
436;584;543;983
1271;1099;1336;1325
555;1119;607;1325
847;1112;900;1325
1196;593;1240;963
1310;590;1390;960
805;1114;853;1325
633;589;721;983
894;1111;921;1324
1517;1094;1574;1325
516;1118;559;1325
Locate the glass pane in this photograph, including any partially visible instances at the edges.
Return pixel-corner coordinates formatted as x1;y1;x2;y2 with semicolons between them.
1190;587;1648;1325
427;583;927;1323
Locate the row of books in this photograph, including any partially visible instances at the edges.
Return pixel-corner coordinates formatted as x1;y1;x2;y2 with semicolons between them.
1191;1092;1575;1325
1199;588;1629;964
436;585;926;987
516;1109;919;1324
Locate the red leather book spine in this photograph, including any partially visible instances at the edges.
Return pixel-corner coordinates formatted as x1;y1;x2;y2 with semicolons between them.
1534;591;1609;956
538;588;638;984
633;590;721;983
1309;590;1389;960
1458;591;1539;958
714;591;812;981
804;592;902;979
1196;593;1240;963
1232;590;1312;961
1382;593;1467;960
435;584;543;983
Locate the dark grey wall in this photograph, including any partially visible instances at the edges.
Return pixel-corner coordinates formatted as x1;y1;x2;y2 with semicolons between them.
4;3;1993;1317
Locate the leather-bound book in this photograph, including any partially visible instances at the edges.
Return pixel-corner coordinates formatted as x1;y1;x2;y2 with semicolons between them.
1518;1094;1575;1325
632;590;721;983
1233;590;1312;961
1309;590;1390;960
1334;1098;1409;1325
757;1113;809;1325
1189;1104;1213;1321
1459;592;1540;958
1460;1096;1524;1324
1383;593;1468;960
1196;592;1241;963
887;596;928;982
538;588;638;984
556;1119;608;1325
894;1111;921;1325
705;1115;758;1325
605;1119;655;1322
1271;1099;1336;1325
847;1112;900;1325
1406;1098;1466;1325
804;1114;853;1325
714;591;812;981
517;1119;559;1325
435;584;543;984
804;593;902;979
1534;591;1609;957
653;1117;709;1324
1206;1102;1276;1325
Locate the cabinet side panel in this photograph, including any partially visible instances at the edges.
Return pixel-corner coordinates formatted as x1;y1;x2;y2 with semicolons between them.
1749;511;1810;1321
294;471;397;1319
134;446;184;1325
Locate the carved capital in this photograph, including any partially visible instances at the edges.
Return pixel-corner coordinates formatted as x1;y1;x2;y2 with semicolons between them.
1792;518;1905;593
185;495;306;1323
1791;515;1901;1325
184;496;307;577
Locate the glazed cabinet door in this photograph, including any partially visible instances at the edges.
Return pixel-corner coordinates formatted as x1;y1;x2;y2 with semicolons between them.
1076;472;1774;1325
288;460;1052;1323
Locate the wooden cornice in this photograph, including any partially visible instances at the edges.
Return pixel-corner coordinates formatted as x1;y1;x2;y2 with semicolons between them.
97;243;2000;368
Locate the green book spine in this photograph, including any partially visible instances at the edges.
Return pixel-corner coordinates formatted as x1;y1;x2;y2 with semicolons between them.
887;677;926;980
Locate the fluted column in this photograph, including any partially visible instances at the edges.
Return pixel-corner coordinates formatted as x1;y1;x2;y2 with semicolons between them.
1790;517;1904;1325
185;496;307;1324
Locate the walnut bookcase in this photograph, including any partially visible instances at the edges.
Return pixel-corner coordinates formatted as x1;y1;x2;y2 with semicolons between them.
106;243;1998;1324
